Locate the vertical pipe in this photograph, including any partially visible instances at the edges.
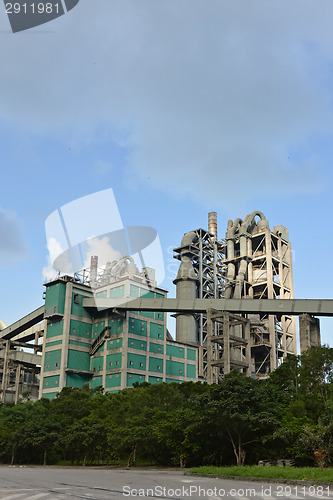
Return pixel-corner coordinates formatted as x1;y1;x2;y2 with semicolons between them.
208;212;217;238
90;255;98;284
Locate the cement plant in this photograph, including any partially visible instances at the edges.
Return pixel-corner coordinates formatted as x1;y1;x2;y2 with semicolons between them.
0;211;330;403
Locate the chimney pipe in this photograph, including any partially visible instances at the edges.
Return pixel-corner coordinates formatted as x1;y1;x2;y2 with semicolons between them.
90;255;98;283
208;212;217;238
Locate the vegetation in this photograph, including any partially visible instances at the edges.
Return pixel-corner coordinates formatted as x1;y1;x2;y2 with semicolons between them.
0;345;333;468
189;465;333;482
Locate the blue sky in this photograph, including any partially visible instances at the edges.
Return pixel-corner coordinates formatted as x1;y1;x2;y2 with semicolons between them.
0;1;332;347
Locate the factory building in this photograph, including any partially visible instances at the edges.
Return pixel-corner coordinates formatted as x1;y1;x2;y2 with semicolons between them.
41;257;198;400
0;210;323;403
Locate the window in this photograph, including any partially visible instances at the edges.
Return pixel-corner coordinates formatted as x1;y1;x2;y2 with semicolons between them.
117;339;120;343
116;373;119;377
55;380;58;384
157;365;161;370
140;362;143;367
46;364;50;369
73;294;79;304
158;347;161;352
116;361;119;366
130;361;133;366
158;334;161;339
109;362;112;366
141;327;145;331
141;343;144;347
129;374;132;378
55;363;59;368
109;375;112;379
72;328;76;333
179;370;183;375
46;381;48;386
130;341;134;346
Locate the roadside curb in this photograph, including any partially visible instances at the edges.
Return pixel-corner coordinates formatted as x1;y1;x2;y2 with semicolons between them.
185;473;333;487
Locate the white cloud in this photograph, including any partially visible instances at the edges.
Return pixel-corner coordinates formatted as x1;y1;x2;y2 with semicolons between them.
43;237;74;279
83;236;121;269
1;1;333;208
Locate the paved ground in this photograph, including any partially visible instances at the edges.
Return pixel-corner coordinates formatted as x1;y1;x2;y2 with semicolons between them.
0;467;331;499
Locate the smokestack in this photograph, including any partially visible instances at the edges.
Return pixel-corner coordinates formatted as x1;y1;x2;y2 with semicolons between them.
90;255;98;283
208;212;217;238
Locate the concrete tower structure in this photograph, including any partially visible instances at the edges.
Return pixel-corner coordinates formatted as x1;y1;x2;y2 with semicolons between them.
174;211;298;382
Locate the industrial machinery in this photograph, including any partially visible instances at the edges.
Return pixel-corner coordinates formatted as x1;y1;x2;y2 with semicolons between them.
174;211;299;382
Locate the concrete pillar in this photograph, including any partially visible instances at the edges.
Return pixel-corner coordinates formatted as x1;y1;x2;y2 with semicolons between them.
299;314;321;353
59;282;73;391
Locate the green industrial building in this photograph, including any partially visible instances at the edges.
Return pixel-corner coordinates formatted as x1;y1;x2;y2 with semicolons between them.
41;263;198;399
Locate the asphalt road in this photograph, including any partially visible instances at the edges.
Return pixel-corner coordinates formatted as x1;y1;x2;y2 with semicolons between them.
0;467;331;500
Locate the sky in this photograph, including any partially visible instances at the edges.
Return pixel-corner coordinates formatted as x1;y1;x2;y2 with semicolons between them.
0;0;332;348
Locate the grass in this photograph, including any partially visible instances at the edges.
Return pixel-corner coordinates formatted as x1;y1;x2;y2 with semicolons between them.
189;466;333;482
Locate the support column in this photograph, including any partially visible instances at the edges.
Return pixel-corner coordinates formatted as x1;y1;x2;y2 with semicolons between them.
14;365;21;404
1;341;9;403
299;314;321;353
223;313;231;375
206;309;213;384
59;282;73;391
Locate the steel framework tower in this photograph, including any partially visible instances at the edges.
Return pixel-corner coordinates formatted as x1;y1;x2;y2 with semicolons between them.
174;211;297;381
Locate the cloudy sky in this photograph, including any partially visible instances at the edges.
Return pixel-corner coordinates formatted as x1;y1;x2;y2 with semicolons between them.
0;0;332;346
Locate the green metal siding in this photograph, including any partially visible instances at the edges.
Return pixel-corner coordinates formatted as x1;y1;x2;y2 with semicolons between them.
44;349;61;371
106;352;122;369
42;392;58;400
91;375;103;388
107;338;123;350
128;338;147;351
148;357;163;373
128;318;147;336
93;321;106;339
130;285;139;297
95;290;107;298
45;282;66;316
140;310;154;318
150;322;164;340
69;340;90;348
110;285;125;298
46;320;63;339
166;344;185;359
45;340;62;348
43;375;60;389
140;289;154;298
66;373;91;388
128;353;146;370
166;360;184;376
127;373;145;386
71;293;91;318
155;311;164;321
187;364;196;378
105;373;121;388
187;348;196;360
70;320;92;339
149;342;164;354
91;356;104;372
67;350;90;371
166;378;180;384
148;376;163;383
108;317;123;335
